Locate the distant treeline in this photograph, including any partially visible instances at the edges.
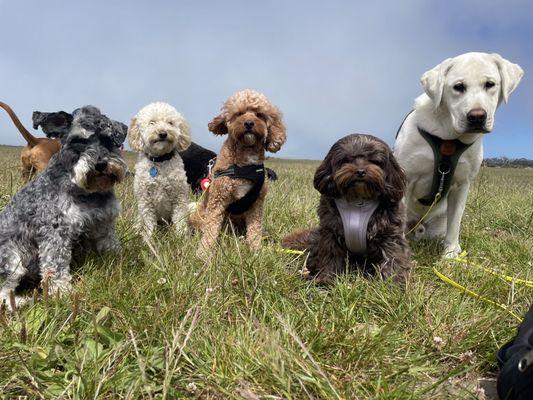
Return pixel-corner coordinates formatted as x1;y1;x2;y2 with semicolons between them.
483;157;533;168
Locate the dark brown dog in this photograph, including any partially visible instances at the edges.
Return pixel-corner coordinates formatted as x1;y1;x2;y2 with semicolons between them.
0;101;60;181
282;134;411;284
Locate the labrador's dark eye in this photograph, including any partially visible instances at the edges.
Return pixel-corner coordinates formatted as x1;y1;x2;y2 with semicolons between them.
453;83;466;93
485;81;495;89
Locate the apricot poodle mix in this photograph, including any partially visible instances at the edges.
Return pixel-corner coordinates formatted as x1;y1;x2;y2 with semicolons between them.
191;89;286;255
283;134;412;285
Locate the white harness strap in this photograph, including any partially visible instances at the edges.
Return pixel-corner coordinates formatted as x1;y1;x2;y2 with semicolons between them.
334;198;379;254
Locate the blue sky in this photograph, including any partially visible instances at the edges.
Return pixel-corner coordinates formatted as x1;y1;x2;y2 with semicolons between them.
0;0;531;160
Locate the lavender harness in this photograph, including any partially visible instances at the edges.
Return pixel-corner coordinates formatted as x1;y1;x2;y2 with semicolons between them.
334;198;379;254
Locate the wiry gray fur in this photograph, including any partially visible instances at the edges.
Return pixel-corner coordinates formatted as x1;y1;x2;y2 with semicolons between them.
0;106;128;310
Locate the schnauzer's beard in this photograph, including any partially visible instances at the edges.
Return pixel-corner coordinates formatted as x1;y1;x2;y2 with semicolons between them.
72;154;126;193
333;163;385;200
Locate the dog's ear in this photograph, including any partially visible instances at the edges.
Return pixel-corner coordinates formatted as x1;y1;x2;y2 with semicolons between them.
128;117;143;151
382;151;406;203
313;148;338;197
32;111;73;139
111;121;128;147
421;58;453;109
177;116;192;152
208;114;228;135
265;107;286;153
491;53;524;104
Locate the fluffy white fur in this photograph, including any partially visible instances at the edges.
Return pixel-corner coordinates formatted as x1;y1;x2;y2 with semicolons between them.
128;102;192;239
394;52;523;257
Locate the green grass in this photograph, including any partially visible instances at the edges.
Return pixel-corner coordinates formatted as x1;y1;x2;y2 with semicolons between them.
0;145;531;399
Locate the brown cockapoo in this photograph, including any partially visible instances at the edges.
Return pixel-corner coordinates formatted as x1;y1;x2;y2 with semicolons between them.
282;134;412;284
191;89;286;256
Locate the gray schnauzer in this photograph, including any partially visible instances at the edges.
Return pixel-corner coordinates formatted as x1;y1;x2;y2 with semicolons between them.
0;106;128;310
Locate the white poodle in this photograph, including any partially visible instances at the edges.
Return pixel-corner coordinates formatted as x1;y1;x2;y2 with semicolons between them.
128;102;192;239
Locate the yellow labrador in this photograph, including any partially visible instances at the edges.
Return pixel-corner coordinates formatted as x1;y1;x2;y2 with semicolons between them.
394;52;523;257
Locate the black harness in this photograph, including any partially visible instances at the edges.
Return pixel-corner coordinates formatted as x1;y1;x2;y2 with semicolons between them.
395;110;475;206
213;164;265;215
417;128;474;205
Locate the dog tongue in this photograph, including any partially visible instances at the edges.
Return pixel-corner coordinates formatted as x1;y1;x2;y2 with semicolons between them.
244;133;256;146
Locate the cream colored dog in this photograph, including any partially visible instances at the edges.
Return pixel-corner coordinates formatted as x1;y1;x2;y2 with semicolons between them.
128;102;192;239
394;52;523;257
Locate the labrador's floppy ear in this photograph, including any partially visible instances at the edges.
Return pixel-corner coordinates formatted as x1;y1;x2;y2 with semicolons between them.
32;111;73;139
128;117;143;151
491;53;524;104
420;57;453;109
208;114;228;135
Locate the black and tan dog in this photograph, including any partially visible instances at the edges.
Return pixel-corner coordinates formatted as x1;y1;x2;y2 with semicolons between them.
283;134;411;284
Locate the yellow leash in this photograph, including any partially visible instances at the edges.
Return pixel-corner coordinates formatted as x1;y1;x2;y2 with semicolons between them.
406;193;441;235
433;252;532;322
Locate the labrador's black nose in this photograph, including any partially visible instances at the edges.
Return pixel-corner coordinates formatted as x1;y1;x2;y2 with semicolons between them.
467;108;487;125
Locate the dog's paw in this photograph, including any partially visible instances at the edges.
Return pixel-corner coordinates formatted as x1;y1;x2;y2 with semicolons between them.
46;277;72;297
443;244;461;259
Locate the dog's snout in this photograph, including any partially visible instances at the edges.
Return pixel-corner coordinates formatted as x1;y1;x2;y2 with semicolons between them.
356;169;366;178
467;108;487;125
244;121;254;130
158;131;168;139
95;161;108;172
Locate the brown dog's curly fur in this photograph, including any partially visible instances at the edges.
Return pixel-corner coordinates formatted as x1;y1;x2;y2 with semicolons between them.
282;134;412;284
191;89;286;255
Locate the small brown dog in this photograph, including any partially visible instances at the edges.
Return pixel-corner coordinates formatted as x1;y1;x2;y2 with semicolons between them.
0;101;60;181
191;89;286;255
283;134;411;284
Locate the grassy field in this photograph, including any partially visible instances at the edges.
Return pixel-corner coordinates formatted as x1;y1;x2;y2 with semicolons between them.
0;144;531;399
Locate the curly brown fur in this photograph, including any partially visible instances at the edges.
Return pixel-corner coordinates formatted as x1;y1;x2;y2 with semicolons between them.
283;134;412;285
191;89;286;256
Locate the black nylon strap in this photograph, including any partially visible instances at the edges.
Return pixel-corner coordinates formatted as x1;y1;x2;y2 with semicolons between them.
213;164;265;215
417;128;474;206
146;150;175;163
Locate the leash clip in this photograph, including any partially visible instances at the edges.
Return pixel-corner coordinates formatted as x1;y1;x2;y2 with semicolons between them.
437;164;451;194
207;158;216;179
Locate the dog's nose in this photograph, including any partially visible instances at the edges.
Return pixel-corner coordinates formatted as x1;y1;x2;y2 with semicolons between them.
244;121;254;130
467;108;487;125
356;169;366;178
158;132;168;139
95;161;108;172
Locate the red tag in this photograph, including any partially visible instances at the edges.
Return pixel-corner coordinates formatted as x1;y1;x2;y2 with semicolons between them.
440;141;456;156
200;178;211;191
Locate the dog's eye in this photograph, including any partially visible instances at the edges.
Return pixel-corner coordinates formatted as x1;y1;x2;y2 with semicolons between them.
485;81;495;89
371;159;384;167
453;83;466;93
256;112;266;120
149;120;156;125
168;121;175;126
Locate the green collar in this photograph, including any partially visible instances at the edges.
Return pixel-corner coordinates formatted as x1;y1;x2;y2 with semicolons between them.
417;128;474;206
